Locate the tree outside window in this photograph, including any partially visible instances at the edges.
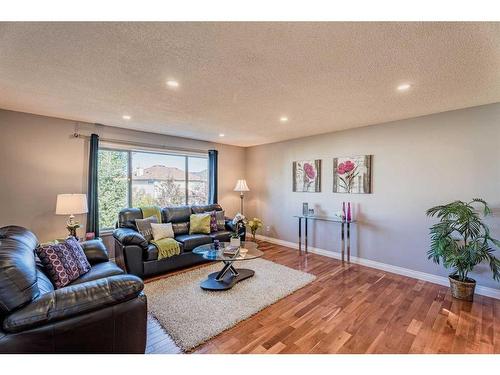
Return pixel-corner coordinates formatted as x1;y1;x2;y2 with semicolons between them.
97;149;128;229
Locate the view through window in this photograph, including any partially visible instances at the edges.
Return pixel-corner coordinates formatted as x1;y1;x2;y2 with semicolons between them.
98;148;208;230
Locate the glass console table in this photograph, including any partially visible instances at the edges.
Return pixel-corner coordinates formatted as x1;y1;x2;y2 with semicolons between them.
293;215;356;262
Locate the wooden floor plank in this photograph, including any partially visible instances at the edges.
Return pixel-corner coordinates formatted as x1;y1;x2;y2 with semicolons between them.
144;240;500;354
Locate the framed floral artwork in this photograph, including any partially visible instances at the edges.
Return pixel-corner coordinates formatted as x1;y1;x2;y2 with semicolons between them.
292;160;321;192
333;155;372;194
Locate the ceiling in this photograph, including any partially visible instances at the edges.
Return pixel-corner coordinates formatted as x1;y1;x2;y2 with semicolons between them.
1;22;499;147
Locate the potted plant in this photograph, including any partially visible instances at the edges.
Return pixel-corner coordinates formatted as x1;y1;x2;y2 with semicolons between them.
230;232;241;247
248;218;263;242
230;213;246;247
426;198;500;301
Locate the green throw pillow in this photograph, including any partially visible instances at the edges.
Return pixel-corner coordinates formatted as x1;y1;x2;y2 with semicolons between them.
189;213;211;234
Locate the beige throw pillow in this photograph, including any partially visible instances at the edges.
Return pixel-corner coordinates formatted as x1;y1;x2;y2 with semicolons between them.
151;222;175;241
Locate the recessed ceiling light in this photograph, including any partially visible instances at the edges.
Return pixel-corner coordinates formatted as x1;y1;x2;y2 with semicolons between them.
166;80;179;88
280;116;289;123
122;115;131;120
219;133;225;137
397;83;411;91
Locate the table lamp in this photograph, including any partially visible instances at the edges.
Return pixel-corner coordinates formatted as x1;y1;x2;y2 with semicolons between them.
56;194;88;239
233;179;250;215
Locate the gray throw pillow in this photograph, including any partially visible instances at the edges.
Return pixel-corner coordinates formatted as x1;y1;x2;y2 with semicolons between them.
216;211;225;231
135;216;158;242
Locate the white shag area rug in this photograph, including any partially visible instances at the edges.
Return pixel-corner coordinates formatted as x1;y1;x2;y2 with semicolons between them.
144;258;316;351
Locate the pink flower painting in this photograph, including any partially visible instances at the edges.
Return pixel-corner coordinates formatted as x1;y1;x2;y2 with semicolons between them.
303;163;316;180
333;155;373;194
336;160;358;193
293;160;321;192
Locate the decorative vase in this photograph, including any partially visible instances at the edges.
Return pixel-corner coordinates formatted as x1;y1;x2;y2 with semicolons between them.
347;202;352;222
449;275;476;301
230;237;241;247
342;202;346;221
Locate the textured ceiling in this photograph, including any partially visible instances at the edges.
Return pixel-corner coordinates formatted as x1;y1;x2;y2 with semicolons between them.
0;22;499;147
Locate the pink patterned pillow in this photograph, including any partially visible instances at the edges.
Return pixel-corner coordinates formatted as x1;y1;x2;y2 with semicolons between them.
36;237;91;289
209;211;218;232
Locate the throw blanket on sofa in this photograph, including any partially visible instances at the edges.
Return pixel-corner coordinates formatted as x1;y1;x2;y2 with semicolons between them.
141;206;162;224
140;206;180;259
150;238;181;260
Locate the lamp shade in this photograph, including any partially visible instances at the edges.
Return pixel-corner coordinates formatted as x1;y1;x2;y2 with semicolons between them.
233;179;250;192
56;194;88;215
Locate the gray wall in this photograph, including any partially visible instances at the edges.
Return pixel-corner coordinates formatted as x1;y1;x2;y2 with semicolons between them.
245;103;500;289
0;109;246;254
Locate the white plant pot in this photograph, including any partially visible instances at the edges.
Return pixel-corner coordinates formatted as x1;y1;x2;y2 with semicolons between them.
230;237;241;247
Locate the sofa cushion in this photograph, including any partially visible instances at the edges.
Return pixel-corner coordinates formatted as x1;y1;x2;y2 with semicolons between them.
172;221;189;235
191;204;223;214
144;241;184;261
174;233;212;251
163;206;191;223
209;231;232;242
143;251;208;277
36;238;91;289
69;261;124;285
3;274;144;334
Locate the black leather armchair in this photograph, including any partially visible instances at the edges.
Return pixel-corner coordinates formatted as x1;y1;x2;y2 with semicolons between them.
114;204;246;278
0;226;147;353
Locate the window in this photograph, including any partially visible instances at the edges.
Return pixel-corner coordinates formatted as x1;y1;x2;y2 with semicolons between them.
98;147;209;230
188;156;209;205
132;152;187;207
97;149;129;230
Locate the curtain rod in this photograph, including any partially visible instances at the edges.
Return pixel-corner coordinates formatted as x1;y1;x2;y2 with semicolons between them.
72;132;210;154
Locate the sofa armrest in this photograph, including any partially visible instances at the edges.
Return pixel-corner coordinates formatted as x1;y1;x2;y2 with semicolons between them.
2;274;144;333
113;228;148;249
80;239;109;264
121;245;145;277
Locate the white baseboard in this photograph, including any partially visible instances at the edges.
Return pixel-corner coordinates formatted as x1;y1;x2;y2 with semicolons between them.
255;234;500;300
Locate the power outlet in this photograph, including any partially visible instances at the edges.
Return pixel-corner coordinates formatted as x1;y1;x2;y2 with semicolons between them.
266;225;271;233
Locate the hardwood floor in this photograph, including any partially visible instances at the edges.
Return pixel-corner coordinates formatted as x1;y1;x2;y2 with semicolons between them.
145;241;500;354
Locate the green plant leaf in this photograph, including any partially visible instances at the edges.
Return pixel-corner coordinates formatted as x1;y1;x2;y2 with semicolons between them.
426;198;499;282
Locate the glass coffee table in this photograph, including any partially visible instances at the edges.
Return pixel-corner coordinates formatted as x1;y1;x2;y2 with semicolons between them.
193;241;263;291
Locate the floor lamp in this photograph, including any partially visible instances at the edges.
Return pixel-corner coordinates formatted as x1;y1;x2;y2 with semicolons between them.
233;179;250;215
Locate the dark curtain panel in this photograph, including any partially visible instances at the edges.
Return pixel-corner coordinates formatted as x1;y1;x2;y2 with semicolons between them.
208;149;218;204
87;133;99;237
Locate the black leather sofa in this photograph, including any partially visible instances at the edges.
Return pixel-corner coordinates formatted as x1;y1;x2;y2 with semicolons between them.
113;204;245;278
0;226;147;353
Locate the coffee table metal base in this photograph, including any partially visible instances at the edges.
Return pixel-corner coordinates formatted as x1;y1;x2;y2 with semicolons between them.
200;263;255;291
